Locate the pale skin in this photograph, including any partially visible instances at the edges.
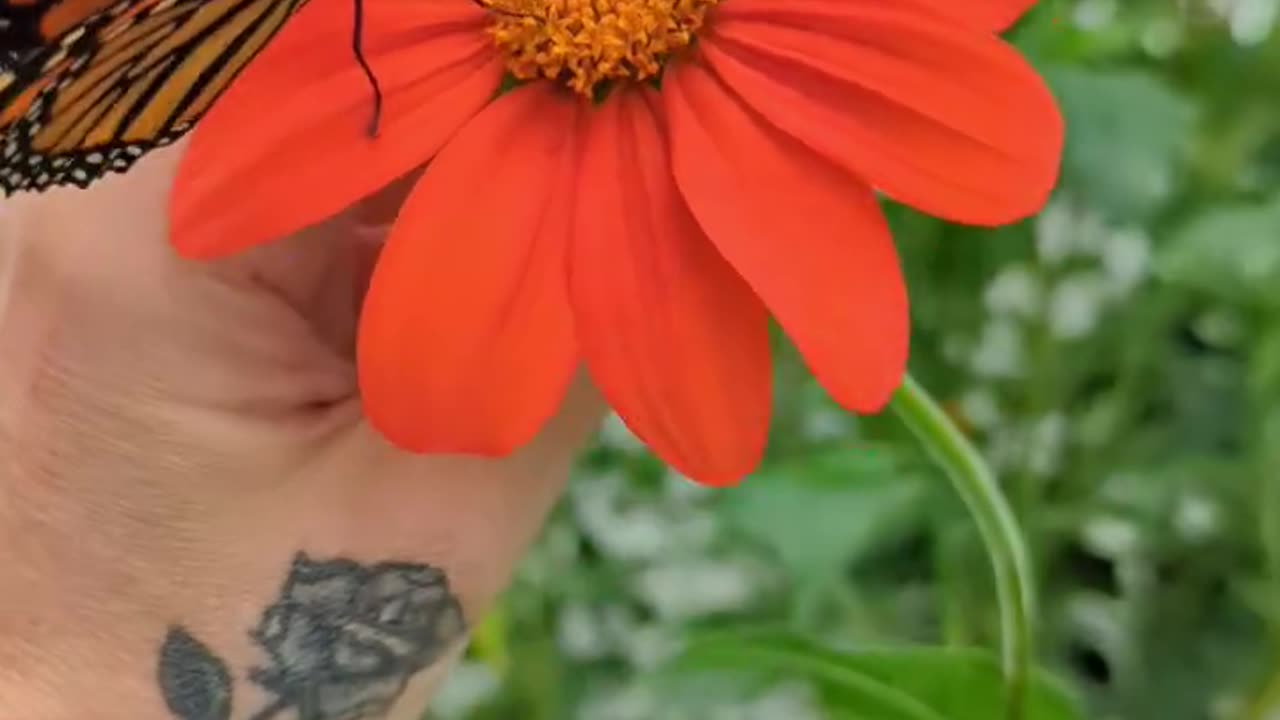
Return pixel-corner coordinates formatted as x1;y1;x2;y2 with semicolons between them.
0;145;606;719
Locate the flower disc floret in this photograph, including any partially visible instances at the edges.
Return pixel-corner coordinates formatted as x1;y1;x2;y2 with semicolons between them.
486;0;718;95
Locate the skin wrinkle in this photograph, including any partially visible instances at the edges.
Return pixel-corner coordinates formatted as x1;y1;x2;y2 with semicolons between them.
210;210;379;366
0;270;282;714
0;206;14;334
0;187;311;671
13;173;360;426
0;202;50;439
0;238;254;499
1;331;227;619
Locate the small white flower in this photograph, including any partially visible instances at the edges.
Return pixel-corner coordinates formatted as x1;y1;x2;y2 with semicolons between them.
742;683;825;720
1027;413;1069;477
959;388;1003;430
557;604;611;660
1049;273;1108;340
577;683;658;720
1237;237;1280;281
1073;0;1118;29
984;264;1043;318
572;475;668;561
430;662;500;719
1223;0;1279;45
1193;307;1246;348
986;427;1026;473
969;319;1026;378
1140;17;1184;57
1174;494;1221;542
1063;592;1136;680
1082;515;1142;558
1035;199;1077;264
621;624;681;670
518;522;581;587
601;604;639;641
1076;399;1122;449
634;560;759;620
1210;694;1247;719
801;407;854;441
1101;228;1152;297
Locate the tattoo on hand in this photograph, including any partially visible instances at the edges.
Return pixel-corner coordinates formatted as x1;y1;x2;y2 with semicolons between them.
157;552;467;720
158;626;233;720
248;552;467;719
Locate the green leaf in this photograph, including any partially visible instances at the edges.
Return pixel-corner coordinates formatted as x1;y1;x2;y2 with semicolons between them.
668;630;1084;720
718;451;929;581
1157;195;1280;307
1042;67;1195;220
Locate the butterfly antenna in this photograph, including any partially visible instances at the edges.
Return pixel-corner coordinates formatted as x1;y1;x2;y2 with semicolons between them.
352;0;383;138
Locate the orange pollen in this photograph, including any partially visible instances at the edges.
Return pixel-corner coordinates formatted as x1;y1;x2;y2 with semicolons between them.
480;0;720;95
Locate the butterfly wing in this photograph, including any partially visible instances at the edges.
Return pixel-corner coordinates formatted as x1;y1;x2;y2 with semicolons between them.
0;0;308;195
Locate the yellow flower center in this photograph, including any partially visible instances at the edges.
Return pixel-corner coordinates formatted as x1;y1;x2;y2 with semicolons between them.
478;0;719;96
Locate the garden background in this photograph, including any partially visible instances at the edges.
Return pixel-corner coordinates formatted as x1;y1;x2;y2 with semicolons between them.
428;1;1280;717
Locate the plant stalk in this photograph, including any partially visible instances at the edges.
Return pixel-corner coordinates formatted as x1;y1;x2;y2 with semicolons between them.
890;373;1036;720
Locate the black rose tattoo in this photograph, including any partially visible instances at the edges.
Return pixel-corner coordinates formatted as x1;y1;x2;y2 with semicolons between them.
157;552;466;720
247;552;467;720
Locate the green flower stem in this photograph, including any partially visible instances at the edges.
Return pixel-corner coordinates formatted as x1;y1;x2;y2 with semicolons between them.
890;373;1036;720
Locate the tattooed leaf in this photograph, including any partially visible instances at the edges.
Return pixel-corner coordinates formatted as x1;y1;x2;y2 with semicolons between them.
158;626;233;720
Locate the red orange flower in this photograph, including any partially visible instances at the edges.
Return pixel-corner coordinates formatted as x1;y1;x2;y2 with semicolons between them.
171;0;1063;486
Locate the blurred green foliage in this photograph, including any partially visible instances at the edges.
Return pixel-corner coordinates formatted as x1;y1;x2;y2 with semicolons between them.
430;1;1280;718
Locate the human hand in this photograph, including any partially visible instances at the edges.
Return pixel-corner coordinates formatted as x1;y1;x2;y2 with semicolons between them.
0;146;604;720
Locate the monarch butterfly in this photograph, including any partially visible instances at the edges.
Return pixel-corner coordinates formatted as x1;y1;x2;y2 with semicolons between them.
0;0;538;198
0;0;341;196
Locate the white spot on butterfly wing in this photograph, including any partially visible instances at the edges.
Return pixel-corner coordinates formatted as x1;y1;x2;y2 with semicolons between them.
61;26;87;47
42;50;68;72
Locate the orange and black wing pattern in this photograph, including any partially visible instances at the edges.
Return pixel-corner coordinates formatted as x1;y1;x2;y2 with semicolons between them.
0;0;308;195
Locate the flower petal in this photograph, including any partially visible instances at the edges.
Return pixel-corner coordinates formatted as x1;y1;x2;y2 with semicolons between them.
663;62;908;414
969;0;1038;31
170;0;502;259
572;90;771;486
716;0;1037;34
357;85;580;456
916;0;1037;32
706;0;1063;225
